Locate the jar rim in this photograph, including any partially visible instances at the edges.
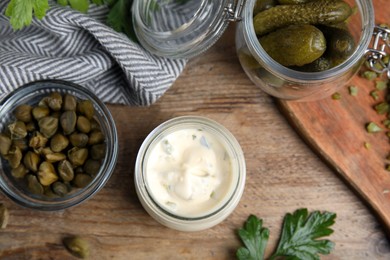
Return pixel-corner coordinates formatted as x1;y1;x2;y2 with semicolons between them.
134;116;246;231
132;0;233;59
243;0;375;82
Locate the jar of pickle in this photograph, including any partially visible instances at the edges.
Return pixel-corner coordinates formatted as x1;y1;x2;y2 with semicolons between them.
132;0;388;98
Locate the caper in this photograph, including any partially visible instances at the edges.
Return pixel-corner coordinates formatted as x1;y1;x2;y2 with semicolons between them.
23;151;40;172
27;174;44;195
77;100;94;119
13;104;32;123
45;152;67;163
0;134;12;156
47;92;63;111
63;94;77;111
83;159;101;176
74;167;84;174
38;116;58;138
90;118;101;131
60;111;77;135
29;131;48;149
38;96;50;107
73;173;92;188
69;132;89;148
88;131;104;145
40;147;53;156
77;116;91;134
52;181;69;196
6;146;22;169
90;144;106;160
58;160;74;182
68;147;88;167
32;106;50;120
11;164;28;178
50;133;69;152
0;203;9;229
25;121;36;132
8;121;27;139
63;236;90;259
38;161;58;186
13;138;28;152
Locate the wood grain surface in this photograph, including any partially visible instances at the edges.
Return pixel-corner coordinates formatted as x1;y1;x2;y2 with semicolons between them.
1;4;390;260
278;0;390;234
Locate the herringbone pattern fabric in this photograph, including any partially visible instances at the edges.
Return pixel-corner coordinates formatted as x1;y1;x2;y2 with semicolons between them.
0;1;186;106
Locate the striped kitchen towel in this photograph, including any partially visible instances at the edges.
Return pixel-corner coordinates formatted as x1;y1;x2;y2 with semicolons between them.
0;1;186;106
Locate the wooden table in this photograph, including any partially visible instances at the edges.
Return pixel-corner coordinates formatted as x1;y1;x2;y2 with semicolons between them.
1;24;390;260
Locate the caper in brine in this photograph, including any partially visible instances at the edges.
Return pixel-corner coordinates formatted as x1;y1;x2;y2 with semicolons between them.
52;182;69;196
25;121;36;132
90;144;106;160
68;147;88;167
60;111;77;135
38;96;50;108
83;159;101;176
11;164;29;178
38;116;58;138
90;118;101;131
50;133;69;152
45;152;67;163
38;161;58;186
27;174;44;195
63;94;77;111
63;236;90;259
13;104;32;123
23;151;40;172
47;92;63;111
6;146;22;169
8;121;27;139
58;160;74;182
77;116;91;134
69;132;89;148
29;131;48;149
77;100;94;119
88;131;104;145
0;134;12;156
32;106;50;121
73;173;92;188
12;138;28;152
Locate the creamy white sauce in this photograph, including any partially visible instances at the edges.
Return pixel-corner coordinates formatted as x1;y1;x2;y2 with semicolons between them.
146;128;233;217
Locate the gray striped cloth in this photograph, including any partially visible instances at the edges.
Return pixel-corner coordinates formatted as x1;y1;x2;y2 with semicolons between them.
0;1;186;106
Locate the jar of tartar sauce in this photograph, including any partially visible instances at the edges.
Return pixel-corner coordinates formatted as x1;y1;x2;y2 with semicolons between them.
135;116;246;231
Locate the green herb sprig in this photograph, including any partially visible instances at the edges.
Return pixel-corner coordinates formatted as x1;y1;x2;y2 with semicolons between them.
237;208;337;260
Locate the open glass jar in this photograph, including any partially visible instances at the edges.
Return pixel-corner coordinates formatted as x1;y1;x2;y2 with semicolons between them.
132;0;385;101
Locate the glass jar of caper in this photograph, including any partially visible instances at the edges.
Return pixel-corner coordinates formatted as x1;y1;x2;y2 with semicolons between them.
0;80;118;211
133;0;380;100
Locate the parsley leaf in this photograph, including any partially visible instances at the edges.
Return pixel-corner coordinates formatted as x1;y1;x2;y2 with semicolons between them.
237;215;269;260
5;0;49;30
237;209;336;260
106;0;137;41
68;0;90;13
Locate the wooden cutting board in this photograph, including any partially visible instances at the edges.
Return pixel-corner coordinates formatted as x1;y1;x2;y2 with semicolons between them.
278;0;390;232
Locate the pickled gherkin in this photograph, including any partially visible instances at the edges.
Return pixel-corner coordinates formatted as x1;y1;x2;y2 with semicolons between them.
253;0;352;36
259;25;326;66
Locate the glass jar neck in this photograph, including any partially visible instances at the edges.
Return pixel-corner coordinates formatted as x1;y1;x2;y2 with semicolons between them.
132;0;234;59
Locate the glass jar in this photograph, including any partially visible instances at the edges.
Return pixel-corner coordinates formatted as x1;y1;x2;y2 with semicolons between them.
236;0;375;100
0;80;119;211
134;116;246;231
132;0;378;101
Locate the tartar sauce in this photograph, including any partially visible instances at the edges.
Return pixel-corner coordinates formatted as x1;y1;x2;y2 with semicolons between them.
146;128;233;217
